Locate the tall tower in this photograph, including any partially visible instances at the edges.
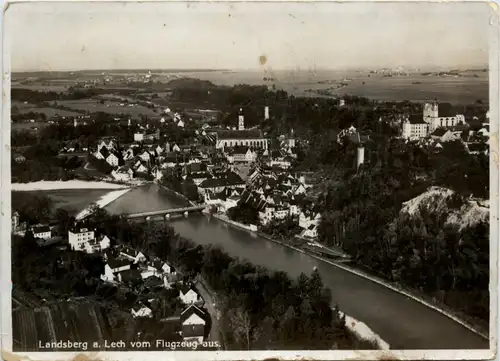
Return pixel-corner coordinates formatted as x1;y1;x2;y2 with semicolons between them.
238;108;245;131
356;133;365;169
423;100;438;121
128;119;131;127
264;106;270;120
73;118;77;128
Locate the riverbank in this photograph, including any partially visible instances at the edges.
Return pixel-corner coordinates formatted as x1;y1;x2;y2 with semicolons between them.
11;180;129;191
212;213;389;349
75;188;132;220
213;212;489;343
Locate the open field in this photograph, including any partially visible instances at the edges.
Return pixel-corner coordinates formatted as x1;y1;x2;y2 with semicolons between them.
11;100;36;108
12;83;70;93
12;301;117;351
12;69;488;105
15;107;82;117
57;99;159;118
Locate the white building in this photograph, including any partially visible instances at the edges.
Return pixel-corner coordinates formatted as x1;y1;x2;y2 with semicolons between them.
423;101;465;132
402;116;430;140
131;304;153;319
112;166;134;182
100;259;131;282
179;286;203;305
68;227;95;251
302;224;318;239
32;225;51;240
259;206;289;226
228;147;257;163
299;212;322;230
106;153;120;167
134;133;145;142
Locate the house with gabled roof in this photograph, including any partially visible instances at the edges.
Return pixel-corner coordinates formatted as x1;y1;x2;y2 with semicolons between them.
179;285;203;305
180;304;208;343
32;225;51;240
105;151;121;167
134;161;148;174
118;268;143;285
299;211;322;230
112;165;134;182
101;258;132;282
198;178;226;195
94;146;110;160
131;302;153;319
430;128;460;143
302;224;319;239
120;247;147;264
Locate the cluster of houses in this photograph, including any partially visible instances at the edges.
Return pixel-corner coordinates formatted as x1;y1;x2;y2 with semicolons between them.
17;219;210;344
64;224;209;343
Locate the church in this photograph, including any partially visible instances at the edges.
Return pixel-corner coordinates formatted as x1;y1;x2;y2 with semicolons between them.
215;108;269;150
423;101;465;132
402;100;465;140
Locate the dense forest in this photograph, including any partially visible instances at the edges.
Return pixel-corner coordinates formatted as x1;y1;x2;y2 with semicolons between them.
316;136;489;322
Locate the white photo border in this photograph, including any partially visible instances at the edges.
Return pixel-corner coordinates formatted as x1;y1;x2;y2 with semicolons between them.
1;1;498;360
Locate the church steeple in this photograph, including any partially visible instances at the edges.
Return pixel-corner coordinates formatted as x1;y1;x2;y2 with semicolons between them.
238;108;245;131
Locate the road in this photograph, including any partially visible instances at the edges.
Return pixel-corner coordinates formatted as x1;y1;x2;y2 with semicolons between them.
195;277;222;347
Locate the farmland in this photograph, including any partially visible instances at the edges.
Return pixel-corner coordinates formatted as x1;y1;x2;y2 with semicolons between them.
56;99;159;119
12;301;125;351
14;107;82;118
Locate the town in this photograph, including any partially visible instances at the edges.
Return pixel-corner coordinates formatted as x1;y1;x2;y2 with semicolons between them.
10;75;491;351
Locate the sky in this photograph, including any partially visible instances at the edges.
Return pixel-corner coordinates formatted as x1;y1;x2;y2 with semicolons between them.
5;1;494;72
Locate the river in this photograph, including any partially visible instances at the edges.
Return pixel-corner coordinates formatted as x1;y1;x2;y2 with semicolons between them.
104;184;488;350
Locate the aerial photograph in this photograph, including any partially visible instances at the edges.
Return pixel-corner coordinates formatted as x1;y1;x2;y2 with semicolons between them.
5;0;493;355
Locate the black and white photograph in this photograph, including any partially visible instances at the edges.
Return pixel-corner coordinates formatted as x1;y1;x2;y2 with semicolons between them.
1;1;498;359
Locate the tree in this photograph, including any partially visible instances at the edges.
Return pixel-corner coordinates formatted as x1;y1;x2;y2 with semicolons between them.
228;307;253;350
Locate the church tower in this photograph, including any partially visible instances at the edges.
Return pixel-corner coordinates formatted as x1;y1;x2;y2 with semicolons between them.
238;108;245;131
423;99;439;122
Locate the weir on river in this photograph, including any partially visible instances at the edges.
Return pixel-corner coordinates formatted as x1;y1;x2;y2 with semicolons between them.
103;183;489;350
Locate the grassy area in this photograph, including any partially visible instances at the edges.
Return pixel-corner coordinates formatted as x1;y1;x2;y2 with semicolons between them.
57;99;159;119
12;84;69;92
16;107;82;117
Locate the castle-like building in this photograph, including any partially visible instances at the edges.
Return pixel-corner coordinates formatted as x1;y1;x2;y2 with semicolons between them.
402;101;465;140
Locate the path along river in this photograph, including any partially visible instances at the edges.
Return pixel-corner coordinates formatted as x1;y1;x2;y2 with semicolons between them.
103;184;488;350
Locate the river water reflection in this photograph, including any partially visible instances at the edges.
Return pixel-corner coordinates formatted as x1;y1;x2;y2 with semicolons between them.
103;184;488;350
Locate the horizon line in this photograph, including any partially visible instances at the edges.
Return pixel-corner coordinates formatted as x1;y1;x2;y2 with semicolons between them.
11;64;490;74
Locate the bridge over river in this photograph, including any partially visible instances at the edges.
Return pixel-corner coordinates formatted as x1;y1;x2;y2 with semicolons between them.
126;204;209;219
103;184;489;350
